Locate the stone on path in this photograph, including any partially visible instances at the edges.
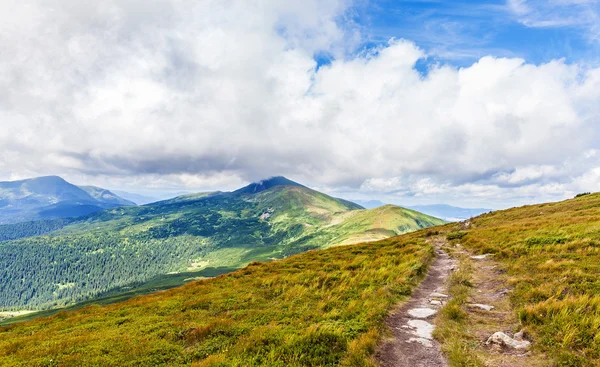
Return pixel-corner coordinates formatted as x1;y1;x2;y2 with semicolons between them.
486;332;531;350
467;303;494;311
407;319;435;340
471;254;492;260
430;292;448;298
407;308;438;318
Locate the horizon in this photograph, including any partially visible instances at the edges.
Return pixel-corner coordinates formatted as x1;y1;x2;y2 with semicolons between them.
0;173;552;211
2;0;600;209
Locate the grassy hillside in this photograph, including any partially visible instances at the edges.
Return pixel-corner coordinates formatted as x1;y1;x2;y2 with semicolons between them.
327;204;445;245
2;193;600;365
0;177;442;310
0;235;434;367
438;192;600;366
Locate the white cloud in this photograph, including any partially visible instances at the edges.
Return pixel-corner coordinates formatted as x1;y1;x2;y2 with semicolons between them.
1;0;600;206
507;0;600;41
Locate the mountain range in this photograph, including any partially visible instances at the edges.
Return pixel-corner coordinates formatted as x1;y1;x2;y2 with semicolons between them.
352;199;490;221
0;176;444;310
0;176;135;224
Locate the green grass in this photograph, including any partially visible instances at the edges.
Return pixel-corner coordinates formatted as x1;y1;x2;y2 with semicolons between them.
0;234;433;366
436;193;600;366
433;255;483;367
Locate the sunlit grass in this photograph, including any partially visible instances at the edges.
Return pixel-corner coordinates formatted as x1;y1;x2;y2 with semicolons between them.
441;193;600;366
0;234;433;366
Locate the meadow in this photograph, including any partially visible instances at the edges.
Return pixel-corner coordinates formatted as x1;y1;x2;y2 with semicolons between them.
0;233;433;366
437;193;600;366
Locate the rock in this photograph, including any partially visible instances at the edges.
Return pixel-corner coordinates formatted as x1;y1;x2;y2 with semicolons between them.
471;254;492;260
429;300;443;306
430;292;448;298
406;319;434;339
467;303;494;311
486;332;531;350
514;330;525;340
407;308;437;318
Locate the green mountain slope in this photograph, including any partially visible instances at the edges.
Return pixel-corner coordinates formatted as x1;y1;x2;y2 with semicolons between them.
0;177;442;310
2;192;600;366
0;176;135;224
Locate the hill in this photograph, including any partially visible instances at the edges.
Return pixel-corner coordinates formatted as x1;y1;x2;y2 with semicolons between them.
351;201;491;221
2;192;599;366
0;177;442;310
0;176;135;224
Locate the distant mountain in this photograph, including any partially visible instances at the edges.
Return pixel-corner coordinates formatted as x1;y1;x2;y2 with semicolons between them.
0;176;135;224
109;190;159;205
407;204;491;221
0;176;443;310
351;200;491;221
352;199;387;209
78;186;136;207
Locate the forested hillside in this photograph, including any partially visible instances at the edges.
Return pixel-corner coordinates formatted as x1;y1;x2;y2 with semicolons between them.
0;177;443;310
0;233;435;366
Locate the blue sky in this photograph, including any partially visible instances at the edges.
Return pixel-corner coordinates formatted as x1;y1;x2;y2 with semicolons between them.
349;0;600;67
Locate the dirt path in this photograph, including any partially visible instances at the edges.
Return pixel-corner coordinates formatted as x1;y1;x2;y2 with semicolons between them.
376;243;456;367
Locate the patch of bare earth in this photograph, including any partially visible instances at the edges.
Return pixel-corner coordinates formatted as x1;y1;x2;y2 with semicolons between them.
376;242;456;367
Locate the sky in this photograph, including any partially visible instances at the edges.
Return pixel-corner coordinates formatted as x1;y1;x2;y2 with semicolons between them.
1;0;600;208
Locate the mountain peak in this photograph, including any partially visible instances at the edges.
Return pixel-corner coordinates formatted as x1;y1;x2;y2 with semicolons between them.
234;176;305;195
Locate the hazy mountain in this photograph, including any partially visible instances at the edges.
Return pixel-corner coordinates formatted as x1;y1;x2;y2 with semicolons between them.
0;176;135;224
352;200;491;221
78;186;136;207
110;190;160;205
0;176;443;309
407;204;491;222
352;199;387;209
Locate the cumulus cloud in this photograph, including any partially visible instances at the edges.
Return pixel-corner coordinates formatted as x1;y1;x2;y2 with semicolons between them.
1;0;600;206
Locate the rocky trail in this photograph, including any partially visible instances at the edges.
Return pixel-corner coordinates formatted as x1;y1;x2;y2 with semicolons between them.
376;235;546;367
376;243;456;367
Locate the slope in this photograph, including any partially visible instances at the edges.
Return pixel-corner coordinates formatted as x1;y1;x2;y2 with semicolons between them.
434;192;600;366
324;204;445;245
0;176;135;224
78;186;136;207
0;234;434;367
2;192;600;366
0;177;441;310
